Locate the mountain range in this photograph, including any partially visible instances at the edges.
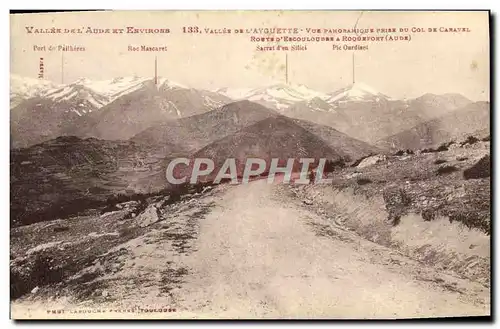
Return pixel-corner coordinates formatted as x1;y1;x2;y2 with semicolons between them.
11;100;379;226
10;73;490;227
215;83;330;111
285;88;479;142
10;74;489;151
11;76;231;147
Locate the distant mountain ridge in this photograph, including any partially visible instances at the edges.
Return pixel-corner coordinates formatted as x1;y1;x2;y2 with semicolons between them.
12;75;192;109
327;82;392;103
10;74;483;150
84;80;232;141
10;76;233;147
131;100;279;152
376;101;490;150
286;92;475;143
132;100;380;161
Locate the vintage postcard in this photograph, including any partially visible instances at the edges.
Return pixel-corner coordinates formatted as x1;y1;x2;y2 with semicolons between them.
10;10;490;319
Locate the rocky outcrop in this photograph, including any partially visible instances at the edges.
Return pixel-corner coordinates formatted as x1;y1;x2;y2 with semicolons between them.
357;154;386;168
134;204;160;228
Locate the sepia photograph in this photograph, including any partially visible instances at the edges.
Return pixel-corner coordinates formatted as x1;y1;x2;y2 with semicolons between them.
9;10;491;319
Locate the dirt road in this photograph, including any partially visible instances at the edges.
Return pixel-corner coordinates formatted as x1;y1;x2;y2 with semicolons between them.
173;180;489;319
11;179;490;319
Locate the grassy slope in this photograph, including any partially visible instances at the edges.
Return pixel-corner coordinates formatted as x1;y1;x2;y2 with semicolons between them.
290;137;490;286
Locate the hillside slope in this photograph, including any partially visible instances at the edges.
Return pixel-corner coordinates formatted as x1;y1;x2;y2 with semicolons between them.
85;80;232;141
376;101;490;150
133;100;380;161
10;136;186;227
285;93;473;143
180;116;343;183
132;100;278;152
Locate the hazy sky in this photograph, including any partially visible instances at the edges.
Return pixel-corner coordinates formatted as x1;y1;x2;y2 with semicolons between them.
10;11;489;101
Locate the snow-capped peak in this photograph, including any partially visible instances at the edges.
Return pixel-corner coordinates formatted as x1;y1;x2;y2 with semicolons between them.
10;74;60;99
213;87;255;100
45;76;187;108
11;74;193;110
72;77;92;85
75;76;150;101
247;83;330;110
44;82;110;109
77;76;186;97
248;83;328;101
327;82;391;103
156;77;188;90
218;83;329;110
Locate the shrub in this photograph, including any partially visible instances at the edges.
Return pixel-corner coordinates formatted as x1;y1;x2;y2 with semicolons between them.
463;135;479;145
449;211;490;235
53;226;70;233
421;144;448;153
356;178;373;185
324;159;346;172
463;155;490;179
394;149;415;156
436;144;449;152
421;148;432;154
436;165;459;175
434;159;447;165
422;209;437;221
